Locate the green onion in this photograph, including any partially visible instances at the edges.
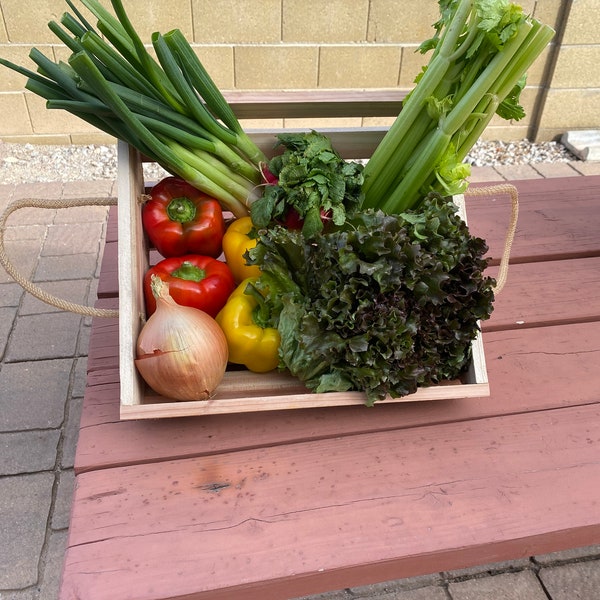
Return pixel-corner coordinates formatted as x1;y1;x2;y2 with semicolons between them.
362;0;555;214
0;0;267;217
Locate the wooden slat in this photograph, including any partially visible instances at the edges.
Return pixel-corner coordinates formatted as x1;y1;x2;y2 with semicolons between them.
75;320;600;474
484;256;600;331
61;403;600;600
224;89;406;119
467;176;600;265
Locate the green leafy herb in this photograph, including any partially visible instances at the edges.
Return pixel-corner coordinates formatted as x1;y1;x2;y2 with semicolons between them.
251;131;364;238
251;194;495;405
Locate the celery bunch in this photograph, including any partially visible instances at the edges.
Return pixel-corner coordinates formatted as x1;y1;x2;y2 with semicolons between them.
361;0;555;214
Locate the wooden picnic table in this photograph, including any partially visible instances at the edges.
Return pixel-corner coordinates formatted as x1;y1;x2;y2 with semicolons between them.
60;172;600;600
58;94;600;599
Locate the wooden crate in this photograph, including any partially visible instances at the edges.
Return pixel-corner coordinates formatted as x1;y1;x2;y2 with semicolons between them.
117;130;490;420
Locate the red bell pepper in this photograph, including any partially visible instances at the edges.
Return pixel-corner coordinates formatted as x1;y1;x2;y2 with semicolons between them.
144;255;235;318
142;177;226;258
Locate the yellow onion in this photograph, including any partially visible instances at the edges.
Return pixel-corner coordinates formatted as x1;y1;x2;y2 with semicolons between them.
135;275;228;401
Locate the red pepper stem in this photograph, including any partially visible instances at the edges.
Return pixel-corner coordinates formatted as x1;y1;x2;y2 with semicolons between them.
166;196;197;223
171;261;206;282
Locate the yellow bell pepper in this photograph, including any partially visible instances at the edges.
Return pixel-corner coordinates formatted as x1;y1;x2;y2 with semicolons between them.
216;278;280;373
222;216;261;283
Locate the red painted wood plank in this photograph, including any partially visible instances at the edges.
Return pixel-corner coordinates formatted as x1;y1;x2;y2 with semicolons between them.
467;175;600;265
61;403;600;600
484;256;600;331
74;320;600;474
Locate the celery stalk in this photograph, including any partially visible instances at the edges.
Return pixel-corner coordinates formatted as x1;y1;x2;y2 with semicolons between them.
362;0;555;214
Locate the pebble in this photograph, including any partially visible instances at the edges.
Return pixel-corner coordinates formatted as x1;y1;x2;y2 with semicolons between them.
0;138;579;186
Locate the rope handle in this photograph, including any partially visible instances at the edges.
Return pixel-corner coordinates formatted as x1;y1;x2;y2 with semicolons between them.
0;197;119;318
464;183;519;295
0;185;518;316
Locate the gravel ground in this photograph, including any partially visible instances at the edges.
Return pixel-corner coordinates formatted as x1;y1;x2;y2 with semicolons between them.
0;138;578;185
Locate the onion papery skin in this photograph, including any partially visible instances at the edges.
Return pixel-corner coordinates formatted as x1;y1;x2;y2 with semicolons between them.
135;276;229;401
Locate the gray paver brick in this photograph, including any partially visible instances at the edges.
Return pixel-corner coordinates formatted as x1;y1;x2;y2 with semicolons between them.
534;545;600;565
42;221;105;257
492;163;543;180
532;161;582;178
39;529;69;600
0;430;60;475
61;396;83;470
0;239;38;284
0;282;23;307
0;306;17;360
356;586;449;600
538;560;600;600
34;253;99;282
468;166;505;183
51;470;75;530
448;570;547;600
5;312;81;361
0;472;54;588
350;573;443;595
18;280;90;315
444;557;532;579
0;359;72;430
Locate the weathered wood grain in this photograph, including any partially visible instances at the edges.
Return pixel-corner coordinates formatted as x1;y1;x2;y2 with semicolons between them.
62;403;600;600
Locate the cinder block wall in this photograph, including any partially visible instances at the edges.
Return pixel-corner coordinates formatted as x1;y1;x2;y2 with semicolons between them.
0;0;598;144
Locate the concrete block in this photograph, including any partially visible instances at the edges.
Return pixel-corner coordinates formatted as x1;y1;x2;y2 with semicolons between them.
562;0;599;44
367;0;439;43
235;46;318;89
561;130;600;161
552;46;600;89
538;560;600;600
0;94;32;136
0;472;54;588
283;0;369;43
319;46;401;88
192;0;281;43
125;0;193;41
399;46;430;89
540;89;600;131
25;94;97;136
0;359;72;429
191;46;235;90
0;429;60;475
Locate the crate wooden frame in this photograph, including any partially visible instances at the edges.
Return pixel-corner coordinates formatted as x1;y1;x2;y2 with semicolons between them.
117;128;490;420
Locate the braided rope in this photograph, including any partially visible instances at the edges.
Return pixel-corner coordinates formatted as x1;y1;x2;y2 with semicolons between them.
465;183;519;295
0;197;119;318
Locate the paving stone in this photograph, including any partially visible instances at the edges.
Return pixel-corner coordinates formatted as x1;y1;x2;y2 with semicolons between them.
531;161;582;178
34;253;99;282
534;544;600;565
492;163;543;180
538;560;600;600
0;472;54;588
42;221;105;257
0;589;39;600
5;312;81;362
71;356;88;399
568;160;600;176
0;239;38;284
51;470;75;531
468;166;505;183
350;573;443;595
447;570;547;600
61;180;115;202
0;359;72;431
18;279;90;315
293;589;351;600
2;223;46;242
0;430;60;475
0;306;17;360
39;529;68;600
61;395;83;470
11;181;64;204
0;282;23;307
444;557;531;579
355;585;449;600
